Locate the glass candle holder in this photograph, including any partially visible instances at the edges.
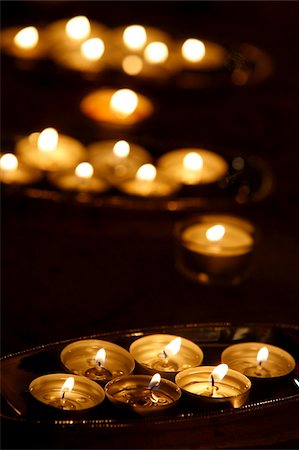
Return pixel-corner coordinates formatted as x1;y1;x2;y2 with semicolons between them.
129;334;203;380
80;88;154;127
105;374;181;415
0;153;42;185
60;339;135;385
221;342;296;381
29;373;105;411
174;214;256;285
175;366;251;408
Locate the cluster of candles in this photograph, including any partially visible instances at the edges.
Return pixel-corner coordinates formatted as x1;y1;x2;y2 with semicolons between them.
29;334;296;415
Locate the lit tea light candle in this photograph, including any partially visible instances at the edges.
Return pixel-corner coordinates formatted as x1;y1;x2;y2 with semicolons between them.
0;153;42;185
60;339;135;385
122;55;144;76
157;148;228;186
15;127;87;172
116;163;181;198
178;38;228;70
221;342;296;380
80;88;154;126
49;161;110;193
123;25;147;51
1;25;48;59
144;41;169;64
175;365;251;408
175;214;256;285
105;373;181;415
29;373;105;411
88;139;152;184
129;334;203;380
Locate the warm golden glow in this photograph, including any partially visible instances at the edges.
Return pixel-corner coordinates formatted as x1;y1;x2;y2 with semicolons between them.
123;25;147;50
37;128;59;152
211;364;228;382
113;140;130;158
164;337;182;356
206;225;225;242
75;162;94;179
95;348;106;366
14;26;39;49
80;38;104;61
148;373;161;389
144;42;168;64
257;347;269;365
183;152;203;171
109;89;139;118
65;16;91;40
182;39;206;63
0;153;18;171
136;164;156;181
122;55;143;75
61;377;75;394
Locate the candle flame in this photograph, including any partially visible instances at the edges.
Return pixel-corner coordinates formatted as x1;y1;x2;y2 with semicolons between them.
65;16;91;40
0;153;18;171
183;152;203;171
61;377;75;395
122;55;143;76
257;346;269;365
37;128;59;152
109;89;139;118
95;348;106;366
148;373;161;389
14;26;39;49
211;364;228;382
136;164;156;181
113;140;130;158
75;162;94;179
144;42;168;64
80;38;105;61
182;39;206;63
206;225;225;242
123;25;147;50
164;337;181;356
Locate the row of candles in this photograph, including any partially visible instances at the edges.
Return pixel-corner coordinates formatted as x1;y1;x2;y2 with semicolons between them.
29;335;296;415
1;16;230;80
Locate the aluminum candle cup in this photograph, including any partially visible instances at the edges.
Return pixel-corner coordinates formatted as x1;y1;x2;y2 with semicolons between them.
157;148;228;186
221;342;296;381
175;366;251;408
105;374;181;416
80;88;154;126
15;128;87;172
29;373;105;411
0;153;42;185
1;25;48;60
61;339;135;385
88;139;152;185
175;214;256;285
129;334;203;380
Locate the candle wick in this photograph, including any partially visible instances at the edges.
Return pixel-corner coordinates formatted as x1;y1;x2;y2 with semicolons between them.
61;391;65;400
162;350;167;359
211;375;215;387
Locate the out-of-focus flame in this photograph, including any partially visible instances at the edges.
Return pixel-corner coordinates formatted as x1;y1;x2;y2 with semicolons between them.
61;377;75;395
95;348;106;366
164;337;181;356
123;25;147;50
75;162;94;179
65;16;91;40
148;373;161;389
211;364;228;382
81;38;104;61
257;347;269;365
144;42;168;64
182;39;206;63
183;152;203;171
37;128;59;152
206;225;225;242
122;55;143;75
14;26;39;49
113;140;130;158
136;164;156;181
0;153;18;171
109;89;138;118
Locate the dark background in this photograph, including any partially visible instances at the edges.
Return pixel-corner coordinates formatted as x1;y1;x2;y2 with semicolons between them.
1;2;298;447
